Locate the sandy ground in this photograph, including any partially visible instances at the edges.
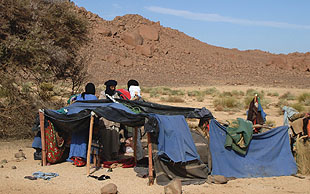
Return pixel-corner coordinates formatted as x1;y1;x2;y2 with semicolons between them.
1;85;310;194
1;140;309;194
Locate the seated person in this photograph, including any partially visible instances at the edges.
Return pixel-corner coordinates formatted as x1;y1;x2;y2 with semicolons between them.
99;80;119;101
128;79;142;100
68;83;98;166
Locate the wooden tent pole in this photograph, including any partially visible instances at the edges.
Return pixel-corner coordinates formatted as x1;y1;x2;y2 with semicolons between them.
86;112;95;176
39;109;46;166
147;132;154;185
133;127;138;164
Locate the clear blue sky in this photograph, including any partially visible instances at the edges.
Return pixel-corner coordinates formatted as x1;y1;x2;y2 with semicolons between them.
72;0;310;54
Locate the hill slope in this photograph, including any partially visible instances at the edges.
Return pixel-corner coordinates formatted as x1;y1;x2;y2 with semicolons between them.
78;8;310;88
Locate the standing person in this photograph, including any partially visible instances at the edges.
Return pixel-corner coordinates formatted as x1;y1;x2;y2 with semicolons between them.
69;83;98;167
99;80;119;101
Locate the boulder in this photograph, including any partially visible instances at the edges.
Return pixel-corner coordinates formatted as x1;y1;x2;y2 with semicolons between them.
164;179;182;194
121;31;143;46
136;45;153;57
139;25;159;41
14;150;26;159
97;27;112;37
100;183;118;194
207;175;228;184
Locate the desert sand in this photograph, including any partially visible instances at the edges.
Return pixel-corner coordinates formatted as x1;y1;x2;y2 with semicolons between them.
1;85;310;194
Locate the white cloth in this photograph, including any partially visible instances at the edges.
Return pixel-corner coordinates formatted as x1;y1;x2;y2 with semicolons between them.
129;86;141;100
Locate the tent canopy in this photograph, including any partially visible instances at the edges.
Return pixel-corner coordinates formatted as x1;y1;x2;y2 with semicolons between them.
44;99;213;134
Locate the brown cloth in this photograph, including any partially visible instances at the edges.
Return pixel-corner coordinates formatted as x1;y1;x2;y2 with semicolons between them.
291;118;304;135
247;98;264;125
99;118;120;161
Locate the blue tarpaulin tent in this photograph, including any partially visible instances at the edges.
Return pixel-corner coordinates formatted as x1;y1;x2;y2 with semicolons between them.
210;119;297;178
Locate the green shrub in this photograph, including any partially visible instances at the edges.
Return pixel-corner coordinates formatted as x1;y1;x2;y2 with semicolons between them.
231;90;245;97
243;95;269;109
40;82;54;92
246;89;265;99
160;96;184;103
291;103;305;112
298;93;310;106
267;92;279;97
204;87;219;96
0;86;9;98
265;120;276;127
279;92;296;101
187;90;201;97
141;87;152;93
213;97;242;110
170;89;185;96
150;91;159;98
196;96;204;102
21;82;32;93
219;91;232;97
246;89;258;96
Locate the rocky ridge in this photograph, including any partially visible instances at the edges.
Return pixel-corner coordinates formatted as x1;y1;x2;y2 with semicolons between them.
76;6;310;88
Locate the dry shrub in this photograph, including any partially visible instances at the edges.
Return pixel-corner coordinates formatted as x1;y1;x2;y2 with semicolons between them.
298;92;310;106
204;87;219;96
280;92;296;101
265;120;276;127
295;137;310;175
160;96;184;103
291;103;305;112
0;75;36;138
213;97;242;111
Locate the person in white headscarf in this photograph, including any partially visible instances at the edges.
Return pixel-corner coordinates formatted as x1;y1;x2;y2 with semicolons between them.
127;79;142;100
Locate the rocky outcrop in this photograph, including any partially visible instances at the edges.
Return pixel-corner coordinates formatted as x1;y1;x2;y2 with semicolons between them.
139;25;159;41
121;31;143;46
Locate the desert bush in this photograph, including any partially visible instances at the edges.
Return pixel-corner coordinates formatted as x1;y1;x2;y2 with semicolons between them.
231;90;245;97
265;120;276;127
213;97;242;111
160;96;184;103
141;87;152;93
243;96;253;109
246;89;265;99
187;90;202;97
196;96;204;102
0;0;89;138
170;89;185;96
0;0;89;94
298;93;310;106
295;137;310;175
149;87;184;97
21;82;32;94
291;103;305;112
219;91;232;97
279;92;296;101
275;99;290;108
204;87;219;96
40;82;54;92
267;92;279;97
243;93;269;109
0;85;9;98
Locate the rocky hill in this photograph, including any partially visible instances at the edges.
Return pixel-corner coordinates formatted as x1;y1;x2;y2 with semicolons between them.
76;7;310;88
